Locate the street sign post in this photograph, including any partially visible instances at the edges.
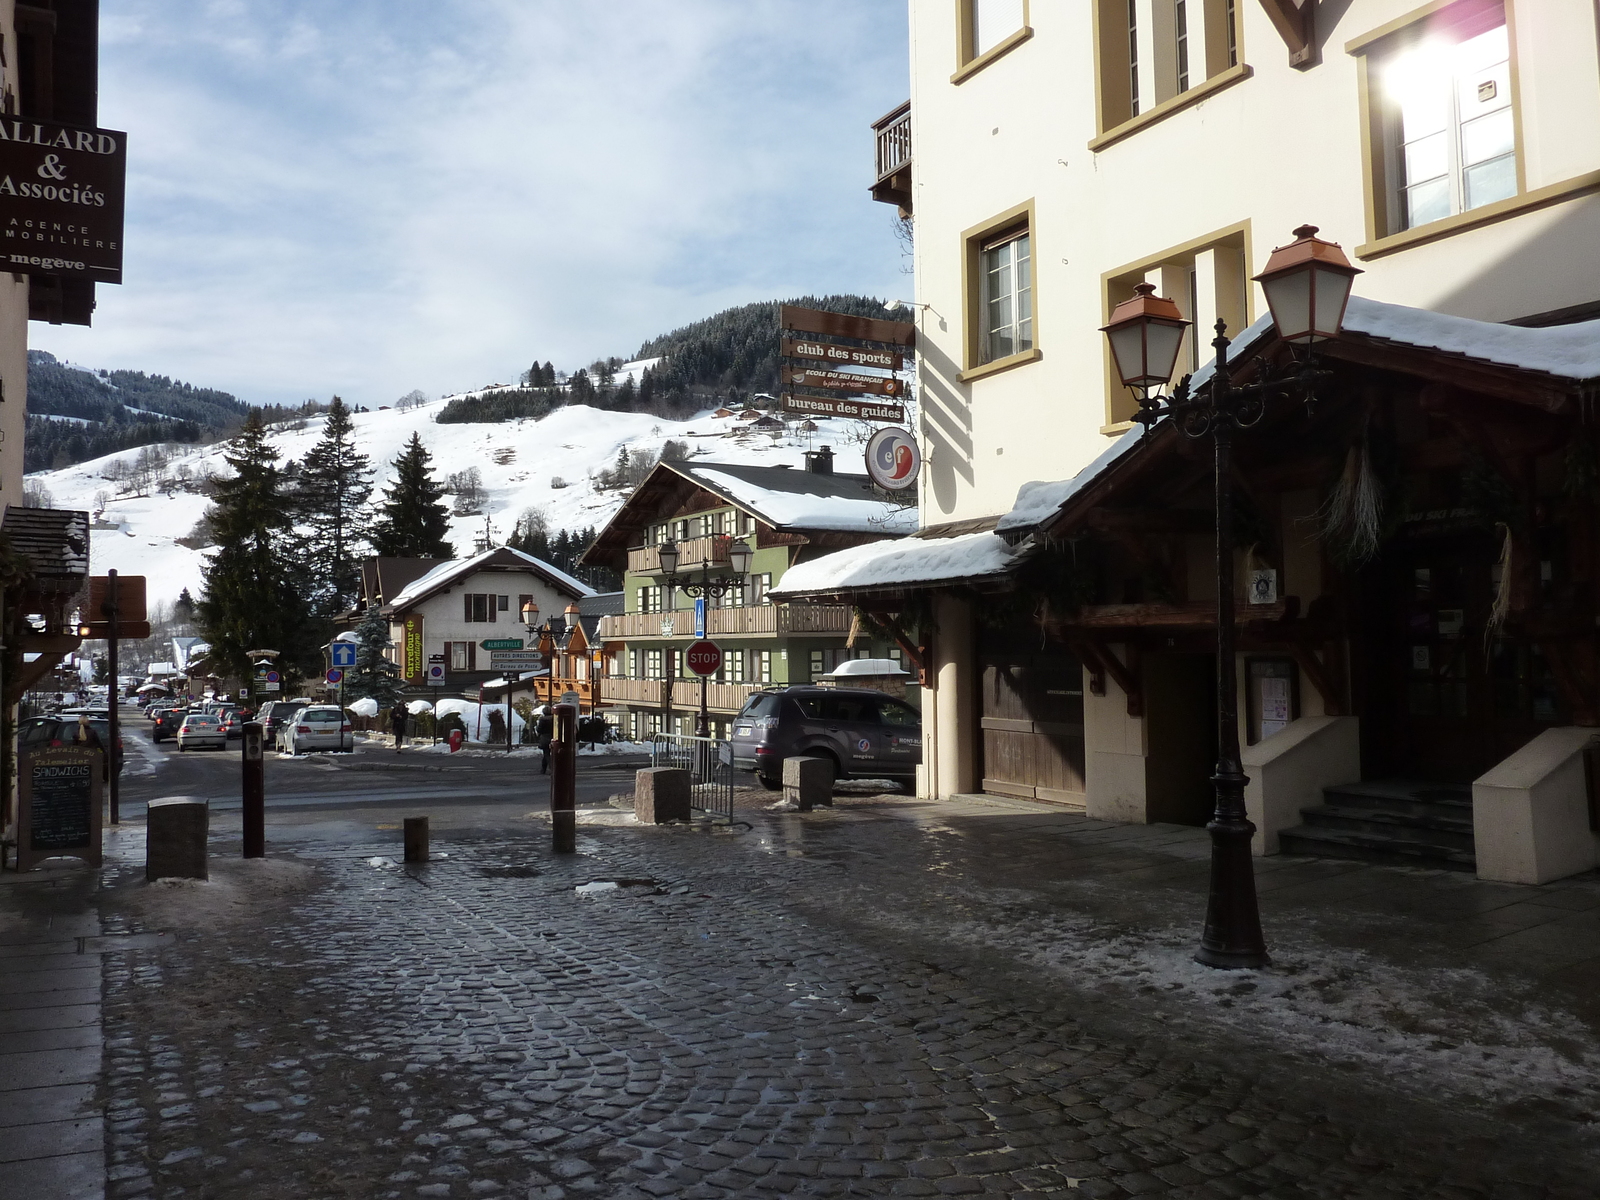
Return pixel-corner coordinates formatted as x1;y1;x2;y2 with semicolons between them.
488;651;543;670
426;664;446;687
685;640;722;740
330;641;357;668
694;597;707;640
480;638;524;651
326;669;343;685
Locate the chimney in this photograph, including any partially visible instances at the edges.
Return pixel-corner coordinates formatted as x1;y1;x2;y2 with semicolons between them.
804;445;834;475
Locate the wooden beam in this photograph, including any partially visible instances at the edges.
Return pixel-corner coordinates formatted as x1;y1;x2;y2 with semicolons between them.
20;632;82;655
1257;0;1318;69
1076;641;1142;717
1058;599;1292;629
1289;644;1344;717
1085;507;1211;533
1323;336;1575;414
14;652;68;694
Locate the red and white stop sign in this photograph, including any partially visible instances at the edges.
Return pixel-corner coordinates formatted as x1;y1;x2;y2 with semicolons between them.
684;639;722;677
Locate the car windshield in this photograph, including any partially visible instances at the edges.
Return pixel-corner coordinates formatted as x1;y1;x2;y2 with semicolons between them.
184;716;217;726
740;694;782;718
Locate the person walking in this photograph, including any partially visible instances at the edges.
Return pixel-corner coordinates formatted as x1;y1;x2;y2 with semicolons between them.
390;701;409;753
536;707;554;774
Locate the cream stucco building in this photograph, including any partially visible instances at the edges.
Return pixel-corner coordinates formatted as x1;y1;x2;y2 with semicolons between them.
780;0;1600;884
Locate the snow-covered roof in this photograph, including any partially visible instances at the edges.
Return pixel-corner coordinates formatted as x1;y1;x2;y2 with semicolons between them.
387;545;594;611
824;658;908;678
998;427;1146;534
682;463;918;535
1000;295;1600;536
770;530;1017;598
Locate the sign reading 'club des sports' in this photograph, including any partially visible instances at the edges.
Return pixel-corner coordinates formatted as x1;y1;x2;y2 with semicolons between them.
0;118;127;283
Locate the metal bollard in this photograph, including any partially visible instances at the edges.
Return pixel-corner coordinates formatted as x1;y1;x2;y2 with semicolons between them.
404;816;429;863
550;703;576;853
242;721;265;858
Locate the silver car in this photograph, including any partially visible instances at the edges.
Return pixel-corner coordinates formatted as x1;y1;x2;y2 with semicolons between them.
176;713;227;752
282;705;353;755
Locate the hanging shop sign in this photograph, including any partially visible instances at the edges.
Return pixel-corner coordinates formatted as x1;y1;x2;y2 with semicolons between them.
781;393;905;423
865;426;921;491
781;366;902;396
0;118;127;283
780;338;903;371
778;305;915;346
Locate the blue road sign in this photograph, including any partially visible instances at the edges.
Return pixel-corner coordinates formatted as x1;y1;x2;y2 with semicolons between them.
326;669;343;685
331;641;358;668
694;596;706;639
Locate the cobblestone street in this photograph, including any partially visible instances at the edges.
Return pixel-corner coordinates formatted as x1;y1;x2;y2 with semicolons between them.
37;792;1592;1200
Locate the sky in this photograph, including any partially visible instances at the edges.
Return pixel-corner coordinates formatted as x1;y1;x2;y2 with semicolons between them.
32;1;912;408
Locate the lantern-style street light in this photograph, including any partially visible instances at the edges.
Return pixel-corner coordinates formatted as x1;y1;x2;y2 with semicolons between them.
1101;225;1361;970
657;535;755;737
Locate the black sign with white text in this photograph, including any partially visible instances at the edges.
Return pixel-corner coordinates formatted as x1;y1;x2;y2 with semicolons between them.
0;118;126;283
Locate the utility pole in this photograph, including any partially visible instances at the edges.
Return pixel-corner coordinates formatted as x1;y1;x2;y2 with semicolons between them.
550;701;575;853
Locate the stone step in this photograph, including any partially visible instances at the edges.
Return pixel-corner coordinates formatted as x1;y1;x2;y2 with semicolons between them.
1297;803;1477;853
1321;779;1473;817
1277;824;1477;872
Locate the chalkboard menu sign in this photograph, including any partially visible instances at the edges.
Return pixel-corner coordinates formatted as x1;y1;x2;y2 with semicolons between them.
16;745;103;872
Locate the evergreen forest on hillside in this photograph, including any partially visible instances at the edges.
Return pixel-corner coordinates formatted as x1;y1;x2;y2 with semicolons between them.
436;294;896;425
24;351;252;472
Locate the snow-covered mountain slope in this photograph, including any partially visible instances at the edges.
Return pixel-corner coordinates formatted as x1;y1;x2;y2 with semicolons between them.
28;395;894;608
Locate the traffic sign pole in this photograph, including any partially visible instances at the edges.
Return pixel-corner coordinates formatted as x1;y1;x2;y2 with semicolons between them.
684;640;722;740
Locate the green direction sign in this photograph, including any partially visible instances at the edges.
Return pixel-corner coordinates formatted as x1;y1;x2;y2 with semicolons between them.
480;638;524;651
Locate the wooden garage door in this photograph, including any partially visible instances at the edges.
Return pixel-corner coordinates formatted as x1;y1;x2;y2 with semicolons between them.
979;641;1086;808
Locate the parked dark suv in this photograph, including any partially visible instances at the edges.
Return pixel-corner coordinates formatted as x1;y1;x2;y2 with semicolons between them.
730;686;922;790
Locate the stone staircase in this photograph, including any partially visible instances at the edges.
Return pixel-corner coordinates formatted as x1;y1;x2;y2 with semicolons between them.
1277;780;1477;871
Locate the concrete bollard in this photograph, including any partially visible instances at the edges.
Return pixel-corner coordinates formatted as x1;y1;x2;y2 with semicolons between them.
784;757;833;813
403;816;429;863
146;798;209;882
635;767;691;824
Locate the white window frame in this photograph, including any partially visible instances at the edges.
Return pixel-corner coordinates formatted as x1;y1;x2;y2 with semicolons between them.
981;229;1033;365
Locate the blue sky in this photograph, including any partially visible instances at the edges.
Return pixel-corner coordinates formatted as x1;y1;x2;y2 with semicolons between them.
33;1;911;407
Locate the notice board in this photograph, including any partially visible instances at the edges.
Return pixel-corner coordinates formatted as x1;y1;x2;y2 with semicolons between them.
16;744;103;871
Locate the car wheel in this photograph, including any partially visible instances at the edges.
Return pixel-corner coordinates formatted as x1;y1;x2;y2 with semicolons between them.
756;772;782;792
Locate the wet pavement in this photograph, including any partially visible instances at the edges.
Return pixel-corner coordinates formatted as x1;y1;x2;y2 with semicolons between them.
5;786;1600;1198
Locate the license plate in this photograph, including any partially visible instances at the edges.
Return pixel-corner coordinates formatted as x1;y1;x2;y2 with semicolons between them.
735;725;752;736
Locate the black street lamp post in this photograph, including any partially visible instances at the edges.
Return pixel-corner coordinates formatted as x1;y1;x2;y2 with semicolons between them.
1101;226;1361;969
658;537;753;737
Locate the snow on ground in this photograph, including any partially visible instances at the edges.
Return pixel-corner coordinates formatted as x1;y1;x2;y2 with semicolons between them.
29;396;882;608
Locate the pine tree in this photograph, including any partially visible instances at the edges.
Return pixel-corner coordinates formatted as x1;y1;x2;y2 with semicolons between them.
175;588;195;619
370;433;454;559
293;396;372;616
196;412;316;681
343;608;400;707
541;361;555;386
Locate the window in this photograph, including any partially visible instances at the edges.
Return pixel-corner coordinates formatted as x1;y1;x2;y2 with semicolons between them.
628;649;640;679
737;512;753;535
449;642;473;671
748;573;772;606
1102;225;1249;427
881;701;920;728
1379;13;1515;232
722;649;745;683
956;0;1030;78
1095;0;1242;134
463;593;497;623
752;650;772;684
982;229;1032;364
646;649;664;680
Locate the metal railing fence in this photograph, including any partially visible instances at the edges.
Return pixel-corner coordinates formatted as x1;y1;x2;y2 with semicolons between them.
648;733;734;823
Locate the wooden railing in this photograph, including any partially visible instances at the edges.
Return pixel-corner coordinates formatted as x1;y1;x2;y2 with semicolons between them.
628;535;731;575
598;603;852;640
600;677;668;706
874;100;911;183
600;677;759;713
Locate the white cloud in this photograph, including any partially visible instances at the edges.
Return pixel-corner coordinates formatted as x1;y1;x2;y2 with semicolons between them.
33;1;910;405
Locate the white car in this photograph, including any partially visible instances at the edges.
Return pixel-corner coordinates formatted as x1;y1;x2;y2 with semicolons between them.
282;706;354;755
176;713;227;752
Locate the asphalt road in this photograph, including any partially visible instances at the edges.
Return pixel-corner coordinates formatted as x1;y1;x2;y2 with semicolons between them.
114;708;651;820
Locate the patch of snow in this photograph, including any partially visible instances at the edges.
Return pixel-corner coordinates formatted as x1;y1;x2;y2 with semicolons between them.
822;658;907;678
692;467;918;535
771;530;1015;597
574;881;620;896
347;697;380;718
998;426;1146;533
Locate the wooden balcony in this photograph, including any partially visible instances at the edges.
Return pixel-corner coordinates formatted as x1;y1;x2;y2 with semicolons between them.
600;677;668;706
629;535;731;575
599;677;760;714
871;101;912;215
597;603;853;640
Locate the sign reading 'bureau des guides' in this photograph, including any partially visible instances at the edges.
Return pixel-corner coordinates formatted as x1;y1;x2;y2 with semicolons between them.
0;118;127;283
